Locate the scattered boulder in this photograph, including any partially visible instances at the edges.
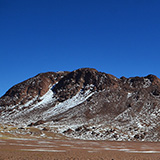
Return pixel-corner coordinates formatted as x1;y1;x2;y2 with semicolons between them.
63;128;74;134
42;127;49;131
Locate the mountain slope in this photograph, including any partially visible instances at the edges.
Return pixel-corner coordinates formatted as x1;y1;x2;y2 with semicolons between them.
0;68;160;141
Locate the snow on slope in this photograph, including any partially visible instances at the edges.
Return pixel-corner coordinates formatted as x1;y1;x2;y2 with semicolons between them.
26;89;55;113
42;89;94;120
0;89;55;125
0;84;95;126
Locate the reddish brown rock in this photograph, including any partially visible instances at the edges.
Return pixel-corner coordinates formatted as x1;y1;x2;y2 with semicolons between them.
0;71;69;107
1;68;160;141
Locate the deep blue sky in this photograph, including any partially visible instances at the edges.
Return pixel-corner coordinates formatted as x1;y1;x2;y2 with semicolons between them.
0;0;160;97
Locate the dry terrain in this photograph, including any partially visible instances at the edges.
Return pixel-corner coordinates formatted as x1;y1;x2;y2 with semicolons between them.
0;137;160;160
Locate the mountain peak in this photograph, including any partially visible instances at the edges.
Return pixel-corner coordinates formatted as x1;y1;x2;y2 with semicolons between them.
0;68;160;142
0;71;69;106
52;68;119;102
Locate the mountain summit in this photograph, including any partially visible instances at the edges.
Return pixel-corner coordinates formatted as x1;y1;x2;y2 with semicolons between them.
0;68;160;141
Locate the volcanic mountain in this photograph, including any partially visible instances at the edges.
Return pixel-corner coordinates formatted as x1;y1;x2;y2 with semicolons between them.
0;68;160;141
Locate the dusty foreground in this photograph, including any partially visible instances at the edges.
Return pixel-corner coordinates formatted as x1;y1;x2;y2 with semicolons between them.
0;138;160;160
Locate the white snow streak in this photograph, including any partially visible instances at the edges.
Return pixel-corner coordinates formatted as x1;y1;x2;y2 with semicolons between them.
42;90;94;120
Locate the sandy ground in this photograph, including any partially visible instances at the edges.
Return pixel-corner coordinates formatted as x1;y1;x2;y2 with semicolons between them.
0;138;160;160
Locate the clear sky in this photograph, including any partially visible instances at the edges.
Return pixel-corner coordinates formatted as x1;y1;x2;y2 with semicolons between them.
0;0;160;97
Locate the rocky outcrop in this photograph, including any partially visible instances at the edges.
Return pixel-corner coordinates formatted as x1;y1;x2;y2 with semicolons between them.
0;71;69;107
53;68;119;102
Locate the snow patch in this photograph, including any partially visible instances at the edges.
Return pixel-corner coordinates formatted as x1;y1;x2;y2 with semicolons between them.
20;89;55;114
42;90;94;120
143;78;151;88
126;150;160;153
127;92;132;98
21;149;66;152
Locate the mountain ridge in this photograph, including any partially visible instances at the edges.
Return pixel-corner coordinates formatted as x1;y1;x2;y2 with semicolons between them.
0;68;160;141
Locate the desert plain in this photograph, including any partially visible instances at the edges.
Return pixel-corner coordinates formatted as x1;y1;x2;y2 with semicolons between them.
0;137;160;160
